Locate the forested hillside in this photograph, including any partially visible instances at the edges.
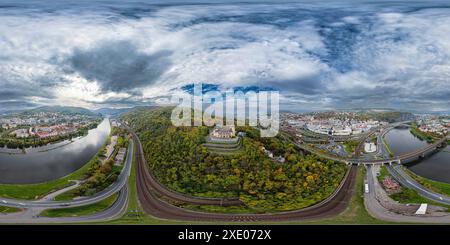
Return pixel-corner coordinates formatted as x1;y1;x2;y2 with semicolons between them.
122;107;347;212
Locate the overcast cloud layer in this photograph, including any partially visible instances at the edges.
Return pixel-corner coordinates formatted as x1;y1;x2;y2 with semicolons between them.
0;0;449;113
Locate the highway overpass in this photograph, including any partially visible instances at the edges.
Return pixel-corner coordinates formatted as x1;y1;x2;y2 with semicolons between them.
295;134;448;166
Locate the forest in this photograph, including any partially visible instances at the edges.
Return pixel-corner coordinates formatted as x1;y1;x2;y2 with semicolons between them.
122;107;347;212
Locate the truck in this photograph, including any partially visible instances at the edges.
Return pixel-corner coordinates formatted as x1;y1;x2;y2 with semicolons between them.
364;183;369;193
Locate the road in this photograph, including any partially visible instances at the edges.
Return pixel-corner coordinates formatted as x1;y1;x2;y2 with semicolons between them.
0;141;133;210
295;134;448;165
291;120;448;165
132;126;357;221
376;126;450;206
364;165;450;223
0;186;128;223
387;165;450;205
0;141;133;223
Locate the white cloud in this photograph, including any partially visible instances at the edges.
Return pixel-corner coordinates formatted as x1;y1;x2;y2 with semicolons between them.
0;2;449;112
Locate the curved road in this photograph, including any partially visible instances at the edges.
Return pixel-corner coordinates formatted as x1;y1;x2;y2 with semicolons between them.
0;141;133;209
376;126;450;206
0;186;128;223
296;134;448;165
134;123;358;221
364;165;450;223
387;165;450;205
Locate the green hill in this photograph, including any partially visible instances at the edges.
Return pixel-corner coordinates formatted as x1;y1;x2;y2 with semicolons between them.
121;107;347;212
23;106;99;116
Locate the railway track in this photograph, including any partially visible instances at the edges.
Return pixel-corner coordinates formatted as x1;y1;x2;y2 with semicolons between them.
132;130;357;221
131;132;243;206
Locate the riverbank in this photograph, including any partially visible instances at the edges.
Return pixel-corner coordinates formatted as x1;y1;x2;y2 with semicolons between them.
403;167;450;196
49;126;129;202
0;118;111;184
409;125;436;143
0;155;100;200
0;120;112;199
0;119;101;150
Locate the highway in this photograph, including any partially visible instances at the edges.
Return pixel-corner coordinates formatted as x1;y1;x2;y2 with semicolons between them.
387;165;450;205
0;141;133;209
0;186;128;223
375;126;450;206
288;120;450;166
132;126;357;222
295;134;448;165
364;165;450;223
0;140;133;223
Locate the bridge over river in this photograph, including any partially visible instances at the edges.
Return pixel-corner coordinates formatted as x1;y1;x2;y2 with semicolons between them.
296;135;449;166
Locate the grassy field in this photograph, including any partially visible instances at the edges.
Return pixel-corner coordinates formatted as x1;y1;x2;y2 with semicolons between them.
54;165;125;201
403;167;450;196
377;167;449;210
377;166;427;205
343;140;359;155
41;193;118;217
382;138;394;157
391;188;431;204
0;206;21;213
54;188;78;201
377;165;390;183
0;156;99;200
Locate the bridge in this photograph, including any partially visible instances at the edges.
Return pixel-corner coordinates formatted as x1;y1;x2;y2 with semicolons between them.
295;134;448;166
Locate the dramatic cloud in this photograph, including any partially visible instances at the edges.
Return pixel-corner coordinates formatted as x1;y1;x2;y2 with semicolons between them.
0;0;449;112
68;41;171;93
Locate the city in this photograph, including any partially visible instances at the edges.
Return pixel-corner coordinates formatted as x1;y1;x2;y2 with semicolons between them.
1;106;448;224
0;107;101;152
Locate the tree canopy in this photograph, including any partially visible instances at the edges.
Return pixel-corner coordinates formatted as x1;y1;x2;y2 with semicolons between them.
122;107;347;212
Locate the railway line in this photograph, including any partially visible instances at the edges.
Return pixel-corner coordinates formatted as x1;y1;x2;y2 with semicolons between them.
131;131;243;206
132;130;358;222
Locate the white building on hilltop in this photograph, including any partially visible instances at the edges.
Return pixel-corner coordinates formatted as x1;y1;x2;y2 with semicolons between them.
211;125;235;139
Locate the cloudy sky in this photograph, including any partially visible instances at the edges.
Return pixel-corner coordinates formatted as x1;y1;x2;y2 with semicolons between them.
0;0;449;113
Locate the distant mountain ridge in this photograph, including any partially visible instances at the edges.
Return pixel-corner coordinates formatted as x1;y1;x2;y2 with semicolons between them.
22;106;99;116
93;107;133;116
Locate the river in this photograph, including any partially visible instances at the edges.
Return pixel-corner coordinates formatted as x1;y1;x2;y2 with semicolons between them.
0;118;110;184
384;127;450;183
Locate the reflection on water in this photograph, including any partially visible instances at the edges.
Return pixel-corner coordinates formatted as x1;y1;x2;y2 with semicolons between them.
384;128;430;156
385;128;450;183
0;118;110;184
408;146;450;183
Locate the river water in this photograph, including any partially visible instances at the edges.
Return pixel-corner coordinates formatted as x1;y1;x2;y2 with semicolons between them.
0;118;110;184
384;127;450;183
